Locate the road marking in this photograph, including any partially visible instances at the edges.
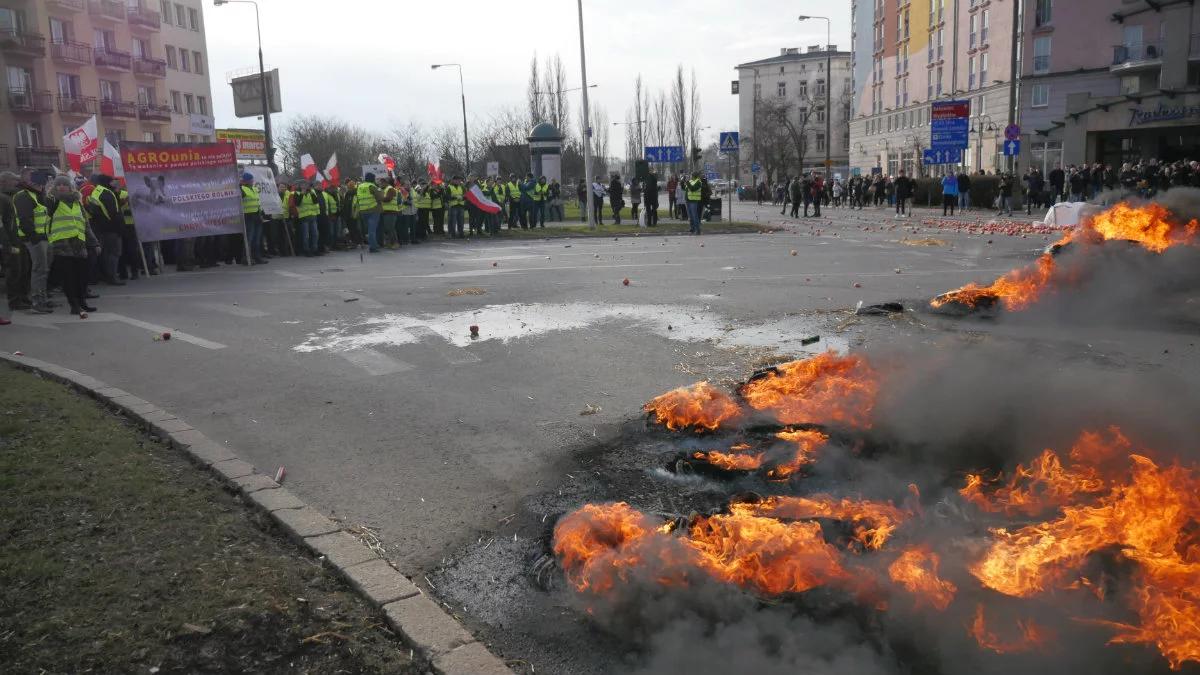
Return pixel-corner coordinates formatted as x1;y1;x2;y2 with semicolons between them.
197;302;269;318
5;312;226;349
375;262;683;280
338;348;413;376
274;270;311;280
406;325;481;364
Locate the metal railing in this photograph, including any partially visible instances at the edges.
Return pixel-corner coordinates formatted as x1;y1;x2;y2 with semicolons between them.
58;95;97;116
0;31;47;56
99;98;138;118
16;146;62;167
7;88;54;113
94;47;132;70
88;0;126;20
127;4;161;30
137;101;172;122
133;56;166;77
50;39;93;65
1112;41;1164;66
49;0;85;10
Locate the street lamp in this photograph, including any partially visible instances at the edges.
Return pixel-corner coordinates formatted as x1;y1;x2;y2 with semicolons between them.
971;115;997;173
431;63;470;175
576;0;596;228
798;15;832;176
213;0;275;173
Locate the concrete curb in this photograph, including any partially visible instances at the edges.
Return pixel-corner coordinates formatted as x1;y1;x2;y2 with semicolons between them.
0;353;513;675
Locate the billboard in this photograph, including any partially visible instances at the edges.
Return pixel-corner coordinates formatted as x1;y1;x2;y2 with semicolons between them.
230;68;283;118
217;128;267;160
121;141;244;242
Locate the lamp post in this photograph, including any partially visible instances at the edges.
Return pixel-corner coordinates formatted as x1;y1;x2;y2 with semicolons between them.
431;64;470;175
798;15;832;176
213;0;275;174
576;0;595;228
972;115;996;174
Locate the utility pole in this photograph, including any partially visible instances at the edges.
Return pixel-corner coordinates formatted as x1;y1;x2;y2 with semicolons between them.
1007;0;1021;174
577;0;595;228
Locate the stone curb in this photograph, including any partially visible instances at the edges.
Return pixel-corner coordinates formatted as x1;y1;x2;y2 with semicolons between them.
0;353;513;675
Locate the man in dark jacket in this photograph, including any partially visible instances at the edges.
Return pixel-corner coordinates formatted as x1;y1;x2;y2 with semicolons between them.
1048;165;1065;203
608;174;624;224
88;174;125;285
644;172;660;226
789;176;803;218
894;170;913;217
956;172;972;211
809;172;824;217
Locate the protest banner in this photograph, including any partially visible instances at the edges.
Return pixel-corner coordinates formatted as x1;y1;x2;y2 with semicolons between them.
244;165;283;216
121;141;243;243
216;129;267;161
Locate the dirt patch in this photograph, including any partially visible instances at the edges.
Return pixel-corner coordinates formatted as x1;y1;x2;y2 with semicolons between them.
0;365;422;674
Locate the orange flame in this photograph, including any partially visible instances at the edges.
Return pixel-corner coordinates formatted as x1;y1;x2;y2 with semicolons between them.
732;494;907;550
887;547;957;611
968;604;1052;654
931;253;1057;311
644;381;742;432
739;352;878;428
1068;202;1200;253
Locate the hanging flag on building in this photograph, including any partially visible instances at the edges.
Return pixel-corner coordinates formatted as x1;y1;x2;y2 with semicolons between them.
100;138;124;177
324;153;340;186
299;153;318;182
63;115;99;172
465;184;501;214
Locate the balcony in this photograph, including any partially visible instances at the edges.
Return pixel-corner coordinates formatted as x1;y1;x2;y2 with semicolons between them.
100;98;138;119
138;101;172;123
88;0;126;22
48;0;85;10
7;89;53;114
58;95;97;117
1112;41;1164;71
50;40;92;65
94;47;132;71
0;31;46;57
133;56;166;78
127;5;161;32
16;146;62;168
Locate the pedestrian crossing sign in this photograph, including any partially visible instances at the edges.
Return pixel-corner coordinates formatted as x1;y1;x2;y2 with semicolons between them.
719;132;739;154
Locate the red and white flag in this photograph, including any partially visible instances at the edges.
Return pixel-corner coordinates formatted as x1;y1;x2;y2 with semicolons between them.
465;184;501;214
100;138;124;177
427;161;443;185
299;153;318;182
324;153;340;186
378;153;396;174
63;115;99;172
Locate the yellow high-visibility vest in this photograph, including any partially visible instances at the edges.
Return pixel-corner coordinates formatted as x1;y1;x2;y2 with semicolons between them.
47;201;86;244
241;185;260;215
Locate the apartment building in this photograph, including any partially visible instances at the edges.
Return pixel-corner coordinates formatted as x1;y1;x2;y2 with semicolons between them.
0;0;214;172
1019;0;1200;171
849;0;1017;176
734;45;854;183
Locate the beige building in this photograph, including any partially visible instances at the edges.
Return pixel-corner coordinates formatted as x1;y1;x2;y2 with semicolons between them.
0;0;214;172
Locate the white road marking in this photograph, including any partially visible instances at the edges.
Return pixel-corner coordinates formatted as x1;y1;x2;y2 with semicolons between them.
406;325;482;364
197;302;269;318
338;348;413;375
375;262;683;280
6;312;226;349
274;270;311;279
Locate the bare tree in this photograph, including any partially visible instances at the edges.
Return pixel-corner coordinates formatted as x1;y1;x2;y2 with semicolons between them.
543;53;569;135
687;68;702;166
430;124;465;177
669;65;687;153
387;121;428;178
527;53;545;128
473;106;532;175
277;114;378;179
745;97;818;184
585;105;610;178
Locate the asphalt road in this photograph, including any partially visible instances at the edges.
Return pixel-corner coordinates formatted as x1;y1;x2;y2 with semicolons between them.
2;200;1186;578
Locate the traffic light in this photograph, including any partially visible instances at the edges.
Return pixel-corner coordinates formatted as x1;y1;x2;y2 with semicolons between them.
691;147;702;165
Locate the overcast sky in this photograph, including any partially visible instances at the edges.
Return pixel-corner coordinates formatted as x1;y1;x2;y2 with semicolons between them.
205;0;852;153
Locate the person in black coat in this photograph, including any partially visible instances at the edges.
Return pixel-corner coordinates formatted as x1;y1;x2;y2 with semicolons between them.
643;172;660;226
894;170;913;217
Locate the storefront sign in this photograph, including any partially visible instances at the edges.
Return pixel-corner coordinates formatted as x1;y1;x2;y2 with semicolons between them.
1128;103;1200;127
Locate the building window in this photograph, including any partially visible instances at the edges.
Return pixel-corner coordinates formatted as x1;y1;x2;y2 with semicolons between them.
15;122;42;148
160;0;171;23
816;107;826;123
57;73;81;98
1121;74;1140;95
170;90;181;113
165;45;177;69
136;85;154;106
104;129;124;145
968;56;976;90
183;93;194;113
816;78;826;96
188;7;200;31
816;133;826;152
99;79;120;102
192;51;204;75
799;81;808;98
1035;0;1052;27
1033;37;1051;74
132;38;147;59
1031;84;1050;107
981;10;990;44
175;133;187;142
937;27;944;59
936;66;943;95
49;18;71;44
980;53;988;85
179;50;190;72
143;131;160;142
969;14;977;49
175;4;186;27
777;81;786;97
197;95;207;115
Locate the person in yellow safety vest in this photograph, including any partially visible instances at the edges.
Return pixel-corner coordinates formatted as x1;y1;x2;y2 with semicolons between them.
378;177;400;248
45;175;97;317
531;175;549;228
685;170;705;235
115;178;151;278
292;181;322;256
355;172;383;252
396;177;415;245
321;184;339;250
446;176;466;239
88;174;125;286
413;180;430;243
312;183;333;255
240;172;267;265
482;177;501;236
3;171;44;312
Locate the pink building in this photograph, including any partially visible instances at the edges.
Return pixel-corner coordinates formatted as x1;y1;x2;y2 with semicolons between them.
1021;0;1200;170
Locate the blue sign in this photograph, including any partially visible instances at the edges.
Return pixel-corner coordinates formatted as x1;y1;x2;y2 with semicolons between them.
719;131;740;154
923;148;963;165
644;145;684;163
705;171;720;181
1002;139;1021;156
751;162;762;173
931;99;970;150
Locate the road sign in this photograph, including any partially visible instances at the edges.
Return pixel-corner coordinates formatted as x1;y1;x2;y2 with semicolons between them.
643;145;684;163
1004;124;1021;141
705;171;720;181
750;162;761;173
931;100;970;150
1003;139;1021;156
719;131;740;154
922;148;963;165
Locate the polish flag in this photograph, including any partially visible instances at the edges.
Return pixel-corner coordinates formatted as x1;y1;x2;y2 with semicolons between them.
299;153;318;182
378;153;396;173
63;115;99;172
465;184;501;214
100;138;124;177
324;153;340;186
427;161;443;185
